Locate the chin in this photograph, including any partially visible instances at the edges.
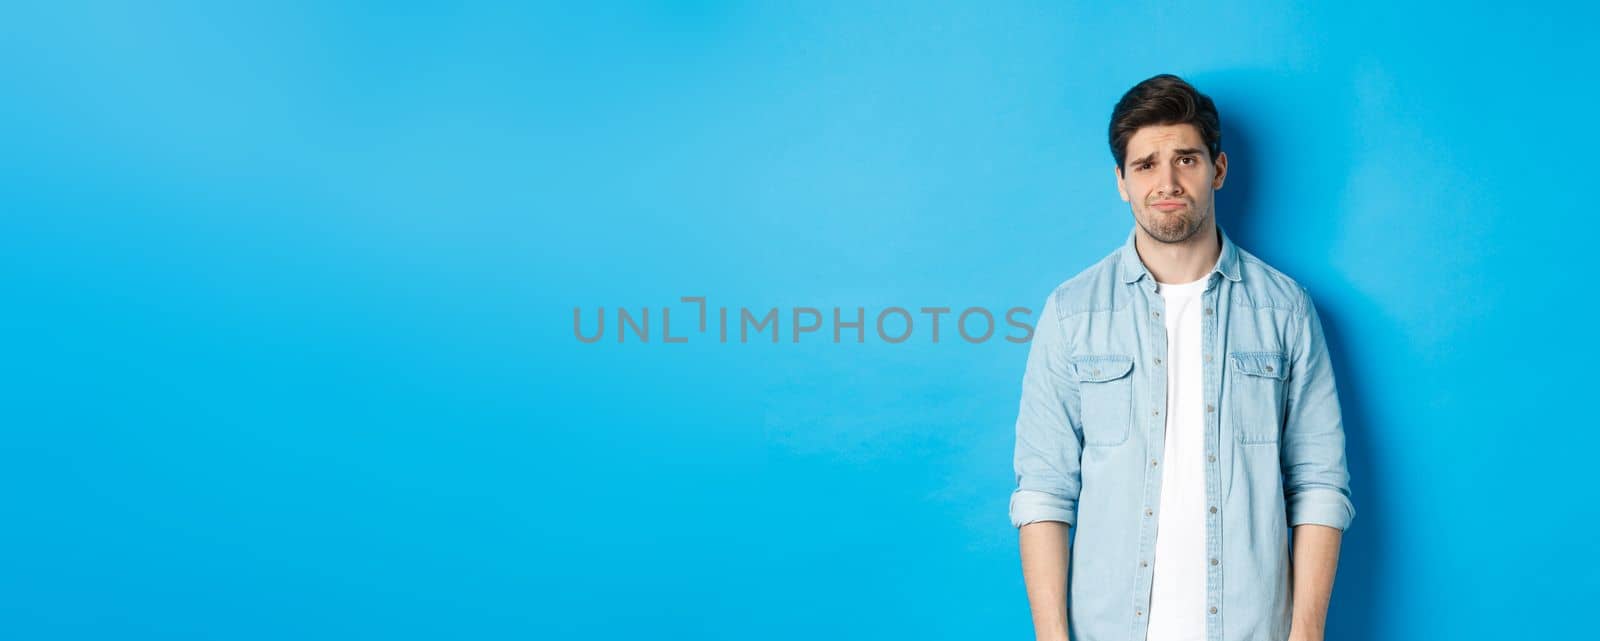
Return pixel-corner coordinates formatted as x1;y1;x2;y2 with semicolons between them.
1141;215;1202;242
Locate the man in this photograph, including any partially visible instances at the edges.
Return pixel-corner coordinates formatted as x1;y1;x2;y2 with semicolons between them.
1009;74;1354;641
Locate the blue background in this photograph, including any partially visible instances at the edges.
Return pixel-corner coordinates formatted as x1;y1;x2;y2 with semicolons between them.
3;2;1592;639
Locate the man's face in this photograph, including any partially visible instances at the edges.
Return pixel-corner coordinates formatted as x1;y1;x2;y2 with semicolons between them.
1115;123;1227;244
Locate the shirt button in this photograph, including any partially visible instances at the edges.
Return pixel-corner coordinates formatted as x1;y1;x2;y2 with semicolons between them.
1136;609;1144;616
1154;357;1162;365
1152;409;1160;416
1151;458;1159;467
1140;560;1148;567
1265;365;1274;372
1145;508;1153;516
1205;308;1213;315
1152;311;1160;318
1204;354;1213;362
1210;607;1218;615
1208;454;1217;462
1209;506;1218;514
1211;558;1219;566
1206;404;1215;413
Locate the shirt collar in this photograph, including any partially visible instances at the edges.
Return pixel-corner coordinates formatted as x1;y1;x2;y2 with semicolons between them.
1117;223;1243;285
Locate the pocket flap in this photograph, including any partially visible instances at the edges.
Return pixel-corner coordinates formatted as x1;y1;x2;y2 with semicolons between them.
1229;351;1287;379
1071;355;1134;383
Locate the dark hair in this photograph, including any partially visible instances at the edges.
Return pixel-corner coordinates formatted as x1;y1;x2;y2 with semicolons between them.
1108;74;1222;172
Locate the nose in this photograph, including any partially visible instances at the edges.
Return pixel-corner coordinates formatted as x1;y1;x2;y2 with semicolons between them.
1159;164;1183;198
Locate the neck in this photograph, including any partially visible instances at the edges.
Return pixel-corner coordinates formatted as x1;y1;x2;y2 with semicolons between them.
1135;219;1221;284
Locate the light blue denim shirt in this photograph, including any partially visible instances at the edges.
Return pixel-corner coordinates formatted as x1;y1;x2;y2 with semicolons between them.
1009;224;1354;641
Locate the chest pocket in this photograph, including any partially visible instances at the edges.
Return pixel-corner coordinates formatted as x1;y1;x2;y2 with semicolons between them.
1229;351;1288;444
1071;355;1134;447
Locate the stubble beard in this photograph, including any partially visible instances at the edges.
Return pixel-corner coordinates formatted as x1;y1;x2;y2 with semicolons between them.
1137;204;1207;244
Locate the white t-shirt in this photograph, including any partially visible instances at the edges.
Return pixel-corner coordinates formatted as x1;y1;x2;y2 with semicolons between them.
1146;274;1210;641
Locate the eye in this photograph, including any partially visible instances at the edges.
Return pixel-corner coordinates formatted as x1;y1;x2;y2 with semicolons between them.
1179;156;1196;165
1135;162;1151;171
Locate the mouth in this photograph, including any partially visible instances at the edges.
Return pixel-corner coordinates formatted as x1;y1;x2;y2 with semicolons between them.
1151;200;1187;212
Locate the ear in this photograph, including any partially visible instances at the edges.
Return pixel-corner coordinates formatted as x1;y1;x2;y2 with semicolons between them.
1114;164;1129;202
1212;151;1228;191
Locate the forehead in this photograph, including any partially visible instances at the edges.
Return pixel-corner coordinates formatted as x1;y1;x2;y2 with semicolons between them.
1126;123;1205;154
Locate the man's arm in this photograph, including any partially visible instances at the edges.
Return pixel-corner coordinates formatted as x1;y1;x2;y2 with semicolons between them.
1009;290;1083;641
1288;524;1342;641
1020;522;1071;641
1280;287;1355;640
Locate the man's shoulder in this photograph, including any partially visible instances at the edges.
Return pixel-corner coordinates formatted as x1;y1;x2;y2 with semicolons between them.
1041;245;1128;319
1232;247;1313;317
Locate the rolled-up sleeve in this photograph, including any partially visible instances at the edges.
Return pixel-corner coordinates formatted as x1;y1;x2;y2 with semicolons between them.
1009;290;1084;529
1281;287;1356;531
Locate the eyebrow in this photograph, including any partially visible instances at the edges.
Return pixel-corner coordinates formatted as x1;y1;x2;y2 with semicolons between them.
1128;148;1206;166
